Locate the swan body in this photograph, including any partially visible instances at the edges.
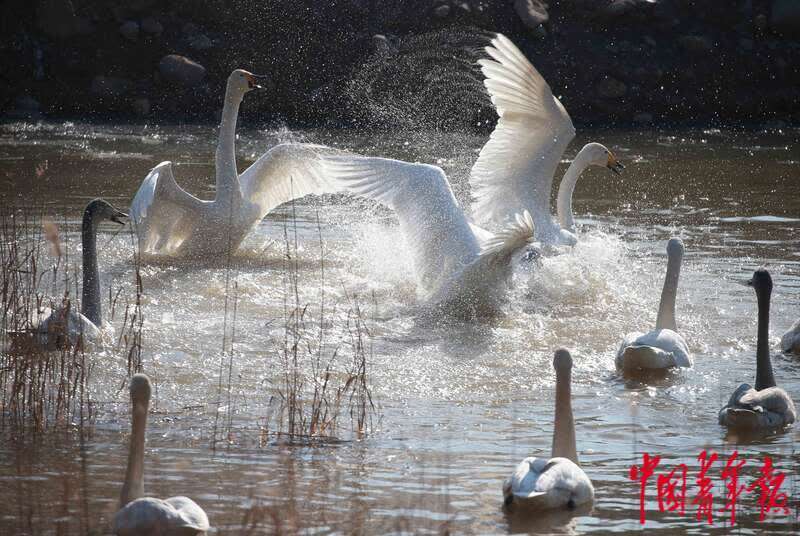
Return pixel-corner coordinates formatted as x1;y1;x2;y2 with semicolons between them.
130;70;333;258
781;319;800;354
470;34;623;246
323;154;534;318
616;238;693;373
719;269;796;431
504;349;594;510
30;199;126;349
113;374;209;535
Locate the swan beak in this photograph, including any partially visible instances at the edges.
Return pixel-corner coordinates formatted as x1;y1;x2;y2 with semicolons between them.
246;74;269;90
111;211;128;225
607;153;625;174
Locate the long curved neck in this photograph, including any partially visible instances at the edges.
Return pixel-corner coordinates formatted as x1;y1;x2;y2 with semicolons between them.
215;85;243;206
755;286;776;390
556;149;593;232
552;369;578;464
81;208;101;325
655;250;682;331
119;401;147;507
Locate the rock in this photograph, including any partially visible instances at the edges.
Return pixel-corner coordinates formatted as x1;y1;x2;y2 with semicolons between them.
514;0;549;30
158;55;207;87
634;112;653;124
132;97;150;117
188;34;213;51
90;76;131;98
433;4;450;18
141;17;163;35
677;35;713;54
596;76;627;99
119;20;139;41
37;0;93;38
771;0;800;35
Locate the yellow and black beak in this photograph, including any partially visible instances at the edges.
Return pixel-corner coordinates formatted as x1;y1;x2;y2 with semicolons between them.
245;73;269;90
607;153;625;175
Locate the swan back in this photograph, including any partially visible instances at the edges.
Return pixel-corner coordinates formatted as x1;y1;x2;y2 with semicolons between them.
113;496;210;535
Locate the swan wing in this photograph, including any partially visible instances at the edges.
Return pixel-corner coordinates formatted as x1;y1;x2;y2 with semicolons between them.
719;383;797;429
113;497;209;535
505;457;594;509
616;329;692;371
470;33;575;230
781;319;800;353
238;143;337;220
323;154;480;298
129;161;205;254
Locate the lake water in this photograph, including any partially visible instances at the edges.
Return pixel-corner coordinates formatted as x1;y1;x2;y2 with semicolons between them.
0;121;799;534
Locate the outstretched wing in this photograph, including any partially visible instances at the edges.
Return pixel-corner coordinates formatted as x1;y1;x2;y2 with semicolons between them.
238;143;337;220
323;154;480;298
470;33;575;230
129;161;205;254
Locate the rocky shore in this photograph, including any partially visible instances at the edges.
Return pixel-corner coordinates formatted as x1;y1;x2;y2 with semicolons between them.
2;1;799;128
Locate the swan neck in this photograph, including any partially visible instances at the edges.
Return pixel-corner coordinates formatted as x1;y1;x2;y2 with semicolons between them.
556;152;591;232
215;86;243;205
552;369;578;464
755;286;776;390
119;401;147;508
655;250;682;331
81;207;101;326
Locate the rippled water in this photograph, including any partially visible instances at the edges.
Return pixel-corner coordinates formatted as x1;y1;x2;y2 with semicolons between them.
0;122;799;534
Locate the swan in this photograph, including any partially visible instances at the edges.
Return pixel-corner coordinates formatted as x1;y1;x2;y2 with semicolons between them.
30;199;127;349
323;154;534;318
503;348;594;510
113;374;210;535
130;69;334;258
470;34;624;246
719;269;797;431
616;238;693;373
781;318;800;354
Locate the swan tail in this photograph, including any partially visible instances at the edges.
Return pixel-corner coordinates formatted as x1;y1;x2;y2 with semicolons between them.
478;210;535;266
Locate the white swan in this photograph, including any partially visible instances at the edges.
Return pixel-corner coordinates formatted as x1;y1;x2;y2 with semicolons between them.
719;269;797;431
113;374;210;535
616;238;692;373
130;70;333;258
23;199;127;349
781;318;800;354
470;34;623;246
323;154;534;318
504;348;594;510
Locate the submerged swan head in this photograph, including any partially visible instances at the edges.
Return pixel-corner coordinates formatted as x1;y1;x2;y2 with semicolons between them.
580;142;624;174
85;198;128;226
553;347;573;376
747;267;772;296
130;373;152;407
228;69;269;95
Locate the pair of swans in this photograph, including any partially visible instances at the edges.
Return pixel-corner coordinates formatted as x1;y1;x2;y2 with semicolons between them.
113;374;209;535
29;199;127;349
504;348;594;510
719;268;796;431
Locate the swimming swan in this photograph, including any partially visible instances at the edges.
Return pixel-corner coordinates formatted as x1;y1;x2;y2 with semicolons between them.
503;348;594;510
33;199;127;348
470;34;623;246
323;154;534;318
130;70;333;258
781;318;800;354
113;374;210;535
616;238;692;373
719;269;797;431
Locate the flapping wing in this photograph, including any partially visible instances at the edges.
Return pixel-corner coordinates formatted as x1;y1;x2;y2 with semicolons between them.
323;154;480;297
470;33;575;230
129;161;205;254
238;143;337;219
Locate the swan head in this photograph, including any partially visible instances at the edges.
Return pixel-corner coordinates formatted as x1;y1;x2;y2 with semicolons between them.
666;237;684;259
129;373;151;405
747;268;772;296
228;69;269;95
86;198;128;225
553;348;573;376
582;143;624;174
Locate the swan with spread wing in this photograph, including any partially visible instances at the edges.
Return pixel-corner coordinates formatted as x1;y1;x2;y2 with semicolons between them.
470;34;624;246
130;70;333;258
